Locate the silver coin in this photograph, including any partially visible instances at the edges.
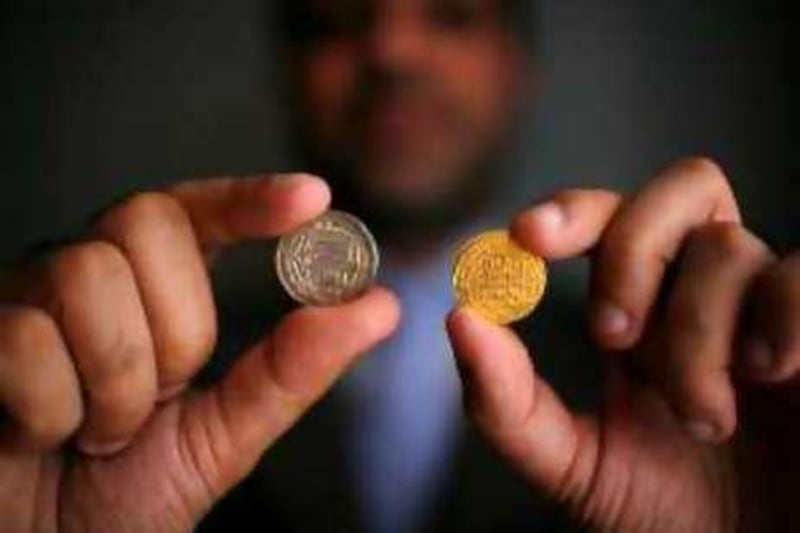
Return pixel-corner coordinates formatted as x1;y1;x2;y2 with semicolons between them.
275;210;379;306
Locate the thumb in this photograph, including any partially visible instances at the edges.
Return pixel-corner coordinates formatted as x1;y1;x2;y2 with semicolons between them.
178;286;400;510
446;308;599;502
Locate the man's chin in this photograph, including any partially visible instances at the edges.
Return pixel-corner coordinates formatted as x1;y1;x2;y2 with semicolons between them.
370;181;456;212
343;171;490;244
314;154;501;243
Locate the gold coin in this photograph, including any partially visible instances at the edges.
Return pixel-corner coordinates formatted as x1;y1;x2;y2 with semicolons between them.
452;230;547;325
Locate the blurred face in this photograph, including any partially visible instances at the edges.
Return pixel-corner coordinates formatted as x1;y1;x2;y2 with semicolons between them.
293;0;526;225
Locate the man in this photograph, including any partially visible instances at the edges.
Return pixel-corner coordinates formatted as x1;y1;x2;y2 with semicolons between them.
262;2;552;531
0;1;798;533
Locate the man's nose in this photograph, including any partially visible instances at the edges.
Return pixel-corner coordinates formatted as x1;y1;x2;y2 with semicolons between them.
365;9;432;72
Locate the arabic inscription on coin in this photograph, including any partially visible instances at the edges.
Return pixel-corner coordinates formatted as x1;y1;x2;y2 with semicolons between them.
276;210;379;306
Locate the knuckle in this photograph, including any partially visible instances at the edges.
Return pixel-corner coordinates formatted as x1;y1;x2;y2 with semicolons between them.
99;191;188;236
49;241;129;289
123;191;184;222
551;188;587;205
688;223;770;263
160;316;217;379
689;222;743;254
0;307;59;356
600;225;649;267
88;332;153;386
674;156;738;206
85;371;153;424
552;188;619;205
548;188;622;217
677;155;726;181
19;398;82;447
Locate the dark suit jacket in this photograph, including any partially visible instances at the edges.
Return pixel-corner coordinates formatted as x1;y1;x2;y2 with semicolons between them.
196;244;599;532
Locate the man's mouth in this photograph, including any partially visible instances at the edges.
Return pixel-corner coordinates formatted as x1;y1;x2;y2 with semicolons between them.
360;96;442;150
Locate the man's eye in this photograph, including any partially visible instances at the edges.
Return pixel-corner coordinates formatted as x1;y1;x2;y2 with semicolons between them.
429;0;483;31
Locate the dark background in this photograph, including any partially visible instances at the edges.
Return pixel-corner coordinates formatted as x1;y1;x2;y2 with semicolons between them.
1;0;797;262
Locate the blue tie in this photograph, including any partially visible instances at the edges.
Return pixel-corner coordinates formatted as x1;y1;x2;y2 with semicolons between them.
344;256;464;533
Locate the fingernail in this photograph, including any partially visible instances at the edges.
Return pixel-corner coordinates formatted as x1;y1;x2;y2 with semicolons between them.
78;438;130;457
745;338;775;379
451;306;483;330
529;202;565;232
594;302;631;338
685;420;718;443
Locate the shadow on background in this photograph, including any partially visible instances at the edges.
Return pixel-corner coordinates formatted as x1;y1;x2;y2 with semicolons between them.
1;0;796;262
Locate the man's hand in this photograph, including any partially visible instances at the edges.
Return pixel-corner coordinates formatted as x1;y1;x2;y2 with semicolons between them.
447;157;798;532
0;173;400;532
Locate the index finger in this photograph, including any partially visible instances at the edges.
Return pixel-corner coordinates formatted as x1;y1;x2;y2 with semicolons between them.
89;172;330;392
592;157;741;349
169;172;331;255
